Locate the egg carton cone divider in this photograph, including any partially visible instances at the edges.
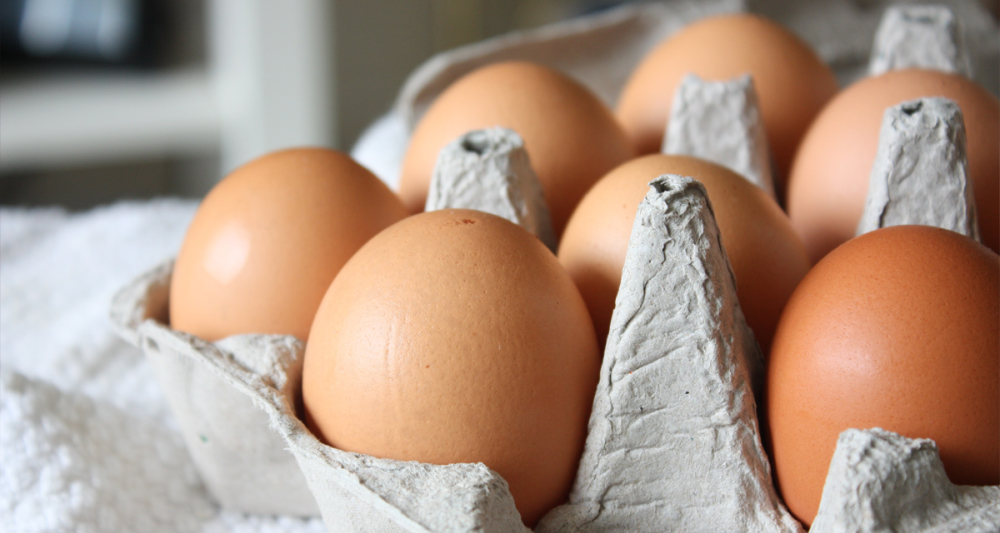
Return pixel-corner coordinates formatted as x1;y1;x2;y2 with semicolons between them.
856;97;979;240
426;127;557;252
811;428;1000;532
868;4;972;78
538;175;799;532
662;74;775;199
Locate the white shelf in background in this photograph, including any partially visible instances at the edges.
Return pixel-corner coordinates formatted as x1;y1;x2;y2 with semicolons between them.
0;68;221;172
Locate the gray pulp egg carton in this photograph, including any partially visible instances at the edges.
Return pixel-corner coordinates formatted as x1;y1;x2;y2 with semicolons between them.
109;1;999;531
108;159;997;532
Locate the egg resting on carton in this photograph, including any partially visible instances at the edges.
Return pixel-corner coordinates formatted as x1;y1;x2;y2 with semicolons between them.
787;71;1000;262
398;60;634;238
558;155;809;354
560;75;804;355
767;225;1000;525
301;208;601;527
168;147;408;343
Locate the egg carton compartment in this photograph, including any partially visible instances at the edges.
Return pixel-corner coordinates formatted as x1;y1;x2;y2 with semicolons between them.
109;261;320;518
111;268;526;531
110;0;998;530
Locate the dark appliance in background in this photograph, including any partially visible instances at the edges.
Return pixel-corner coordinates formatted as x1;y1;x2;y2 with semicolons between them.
1;0;169;68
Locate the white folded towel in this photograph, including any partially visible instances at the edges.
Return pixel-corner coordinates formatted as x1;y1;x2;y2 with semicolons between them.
0;200;325;533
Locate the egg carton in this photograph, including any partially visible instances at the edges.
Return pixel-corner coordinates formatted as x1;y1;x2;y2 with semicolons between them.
109;1;999;531
108;96;993;531
109;164;995;531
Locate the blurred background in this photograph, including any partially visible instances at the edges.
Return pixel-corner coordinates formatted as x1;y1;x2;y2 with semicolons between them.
0;0;626;209
1;0;997;210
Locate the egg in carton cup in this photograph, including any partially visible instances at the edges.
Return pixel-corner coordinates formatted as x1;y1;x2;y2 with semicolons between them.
110;1;999;531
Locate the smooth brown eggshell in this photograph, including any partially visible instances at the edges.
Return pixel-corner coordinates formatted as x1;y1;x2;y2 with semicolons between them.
398;61;634;237
615;14;839;194
766;225;1000;527
170;147;408;342
787;68;1000;263
302;209;601;527
558;154;810;353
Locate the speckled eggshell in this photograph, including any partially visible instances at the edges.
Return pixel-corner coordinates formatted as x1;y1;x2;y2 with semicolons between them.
615;14;839;193
766;225;1000;527
558;154;810;353
787;68;1000;263
301;209;601;527
169;148;408;342
398;61;634;237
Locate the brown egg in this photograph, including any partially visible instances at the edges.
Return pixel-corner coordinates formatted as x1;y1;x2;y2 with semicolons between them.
170;148;408;342
615;14;839;193
398;61;634;237
302;209;601;527
787;69;1000;263
766;225;1000;527
558;154;810;353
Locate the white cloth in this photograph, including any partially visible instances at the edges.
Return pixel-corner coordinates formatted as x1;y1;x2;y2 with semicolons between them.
0;200;326;533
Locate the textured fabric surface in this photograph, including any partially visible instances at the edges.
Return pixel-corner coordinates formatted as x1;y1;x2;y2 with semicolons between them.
0;201;326;533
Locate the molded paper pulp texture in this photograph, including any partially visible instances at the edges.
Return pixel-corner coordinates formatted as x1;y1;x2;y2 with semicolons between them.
868;5;972;77
426;127;557;251
109;265;320;517
811;429;1000;532
663;74;775;199
537;175;800;533
856;97;980;240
